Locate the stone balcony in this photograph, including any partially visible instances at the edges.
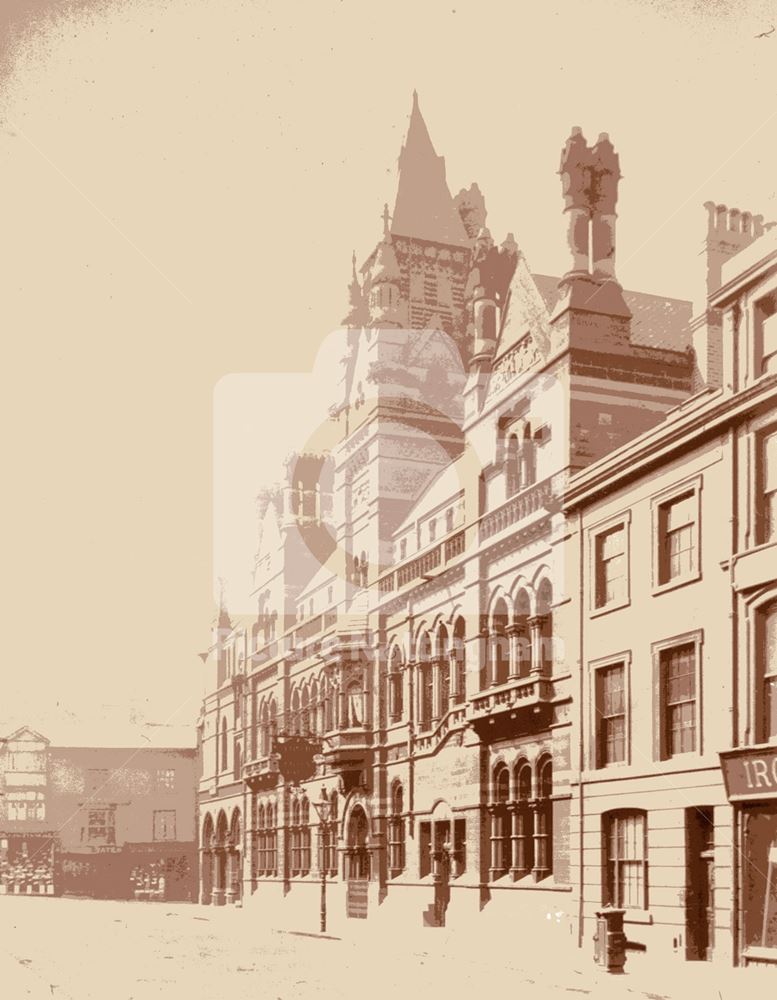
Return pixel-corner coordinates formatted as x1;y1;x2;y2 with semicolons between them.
319;727;373;774
467;674;554;740
242;753;281;788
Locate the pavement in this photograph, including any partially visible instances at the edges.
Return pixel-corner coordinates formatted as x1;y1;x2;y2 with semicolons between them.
1;896;774;999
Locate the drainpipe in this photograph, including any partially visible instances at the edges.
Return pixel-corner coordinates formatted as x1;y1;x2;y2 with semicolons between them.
576;507;586;950
728;423;741;963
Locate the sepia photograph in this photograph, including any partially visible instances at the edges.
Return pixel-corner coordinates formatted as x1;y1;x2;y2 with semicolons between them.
1;1;776;997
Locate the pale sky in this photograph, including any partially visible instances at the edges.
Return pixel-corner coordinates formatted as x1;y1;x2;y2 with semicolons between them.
1;0;775;738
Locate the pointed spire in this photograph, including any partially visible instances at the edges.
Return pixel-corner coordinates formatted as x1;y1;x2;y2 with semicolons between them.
342;250;368;327
391;92;470;246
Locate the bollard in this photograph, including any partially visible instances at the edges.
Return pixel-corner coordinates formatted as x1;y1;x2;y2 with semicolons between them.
593;907;627;973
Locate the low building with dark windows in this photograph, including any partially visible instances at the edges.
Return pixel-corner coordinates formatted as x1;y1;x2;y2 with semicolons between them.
198;95;775;968
0;725;198;901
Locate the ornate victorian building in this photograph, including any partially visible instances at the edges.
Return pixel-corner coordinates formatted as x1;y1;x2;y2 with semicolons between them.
197;95;776;965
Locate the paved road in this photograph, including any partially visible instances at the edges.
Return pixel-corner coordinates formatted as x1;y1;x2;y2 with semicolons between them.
0;896;771;1000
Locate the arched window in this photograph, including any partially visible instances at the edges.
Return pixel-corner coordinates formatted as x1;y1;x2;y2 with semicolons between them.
534;757;553;880
437;624;450;716
300;687;310;735
345;679;364;728
291;689;301;736
291;799;302;876
388;646;404;723
514;760;534;877
756;599;777;742
220;718;228;773
505;433;520;497
536;579;553;676
267;804;277;875
324;678;335;733
233;740;242;781
389;783;406;877
309;681;319;736
489;765;511;880
603;809;647;909
418;632;433;731
491;598;509;686
257;703;269;758
514;589;532;678
522;423;536;486
301;798;311;874
453;617;466;704
256;803;266;878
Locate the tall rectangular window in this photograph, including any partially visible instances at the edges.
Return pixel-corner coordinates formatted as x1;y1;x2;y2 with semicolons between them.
661;643;697;756
153;810;177;842
604;811;647;909
86;807;116;846
595;663;626;766
759;430;777;545
595;525;627;608
658;492;697;584
757;601;777;743
755;291;777;375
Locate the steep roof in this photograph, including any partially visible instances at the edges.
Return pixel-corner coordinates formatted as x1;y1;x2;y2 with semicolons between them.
532;274;692;352
391;92;470;247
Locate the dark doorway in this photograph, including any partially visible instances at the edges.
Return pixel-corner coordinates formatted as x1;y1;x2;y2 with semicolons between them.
686;806;715;960
346;806;369;919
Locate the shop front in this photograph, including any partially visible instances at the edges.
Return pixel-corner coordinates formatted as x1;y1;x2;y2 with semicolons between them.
720;745;777;967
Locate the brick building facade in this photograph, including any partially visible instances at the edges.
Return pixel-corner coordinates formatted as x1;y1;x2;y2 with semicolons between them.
0;726;198;901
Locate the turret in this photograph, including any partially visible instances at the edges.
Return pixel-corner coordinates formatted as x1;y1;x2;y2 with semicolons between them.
368;205;404;328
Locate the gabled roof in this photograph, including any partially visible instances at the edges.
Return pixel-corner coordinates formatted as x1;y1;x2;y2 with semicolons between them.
2;725;50;744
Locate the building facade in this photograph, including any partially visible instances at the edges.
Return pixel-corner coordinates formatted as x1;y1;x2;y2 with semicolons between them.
0;726;198;901
197;95;776;966
563;220;777;968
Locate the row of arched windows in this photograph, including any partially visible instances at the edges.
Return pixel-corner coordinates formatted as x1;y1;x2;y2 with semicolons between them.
387;618;467;732
289;797;312;876
253;802;278;877
503;421;537;498
489;756;553;882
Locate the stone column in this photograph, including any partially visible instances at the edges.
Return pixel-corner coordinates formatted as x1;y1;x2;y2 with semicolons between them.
448;650;458;707
488;632;500;687
431;657;441;727
506;625;520;680
528;615;548;676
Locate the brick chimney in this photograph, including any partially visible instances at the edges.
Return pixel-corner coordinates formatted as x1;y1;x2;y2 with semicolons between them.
691;202;772;389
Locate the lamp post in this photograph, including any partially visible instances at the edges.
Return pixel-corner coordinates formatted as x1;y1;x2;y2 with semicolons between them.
312;788;332;934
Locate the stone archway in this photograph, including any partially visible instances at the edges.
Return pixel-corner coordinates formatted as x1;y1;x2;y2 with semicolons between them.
201;814;214;905
226;808;242;905
213;810;229;906
345;804;370;919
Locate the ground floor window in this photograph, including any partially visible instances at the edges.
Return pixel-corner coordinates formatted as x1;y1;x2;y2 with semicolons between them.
603;809;647;909
419;817;466;879
742;804;777;951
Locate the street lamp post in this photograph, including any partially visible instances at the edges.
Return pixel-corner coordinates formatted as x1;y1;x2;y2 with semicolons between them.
312;788;332;934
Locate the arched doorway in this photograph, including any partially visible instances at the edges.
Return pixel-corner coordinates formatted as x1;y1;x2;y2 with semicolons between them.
345;805;370;919
201;814;214;905
213;811;228;906
226;809;242;904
